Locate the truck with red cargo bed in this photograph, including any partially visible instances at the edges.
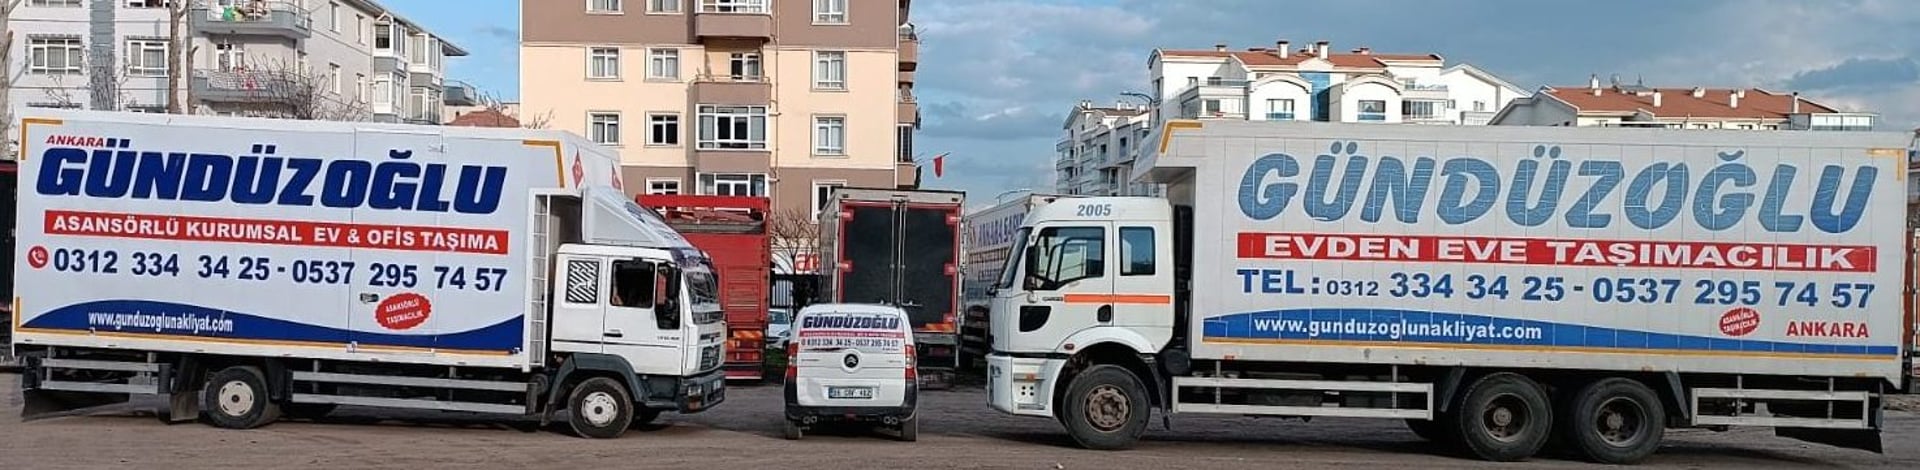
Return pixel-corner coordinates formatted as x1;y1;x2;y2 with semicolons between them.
639;194;773;382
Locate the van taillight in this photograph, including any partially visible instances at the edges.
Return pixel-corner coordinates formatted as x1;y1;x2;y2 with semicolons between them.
904;344;917;381
785;342;799;381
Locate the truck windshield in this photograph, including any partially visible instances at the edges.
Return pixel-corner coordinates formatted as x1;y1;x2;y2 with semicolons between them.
677;251;724;324
995;228;1031;290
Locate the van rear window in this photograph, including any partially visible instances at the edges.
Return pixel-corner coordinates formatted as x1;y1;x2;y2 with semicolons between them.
799;313;906;352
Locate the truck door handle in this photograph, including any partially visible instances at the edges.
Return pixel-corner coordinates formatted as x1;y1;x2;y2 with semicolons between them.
604;329;624;338
1097;305;1113;323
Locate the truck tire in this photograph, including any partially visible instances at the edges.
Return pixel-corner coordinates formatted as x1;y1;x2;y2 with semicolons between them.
1562;378;1665;465
1452;373;1551;462
1061;365;1150;450
565;377;633;439
203;366;280;430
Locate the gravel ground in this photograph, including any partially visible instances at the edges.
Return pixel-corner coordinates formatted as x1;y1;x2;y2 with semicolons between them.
2;372;1917;469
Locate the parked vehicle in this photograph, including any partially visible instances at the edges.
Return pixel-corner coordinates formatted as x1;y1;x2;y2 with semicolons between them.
0;159;15;368
960;192;1075;369
767;307;794;351
638;194;773;382
986;119;1920;463
783;303;919;441
11;109;726;438
816;188;964;388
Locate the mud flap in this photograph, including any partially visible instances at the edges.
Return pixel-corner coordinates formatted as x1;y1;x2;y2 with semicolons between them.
158;391;201;424
1775;427;1882;453
21;389;130;420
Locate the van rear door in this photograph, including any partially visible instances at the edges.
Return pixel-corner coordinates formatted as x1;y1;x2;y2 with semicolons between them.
795;309;911;408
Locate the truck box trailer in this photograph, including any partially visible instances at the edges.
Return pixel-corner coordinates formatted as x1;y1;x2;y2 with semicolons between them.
10;109;727;438
960;192;1075;367
638;194;772;382
986;119;1919;463
817;187;964;387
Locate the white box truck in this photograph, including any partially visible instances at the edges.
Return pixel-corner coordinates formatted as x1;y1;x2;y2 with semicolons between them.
10;110;727;438
985;119;1919;463
960;192;1075;366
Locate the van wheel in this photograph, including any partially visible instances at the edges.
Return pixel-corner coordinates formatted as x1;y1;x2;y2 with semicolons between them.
203;366;280;429
1453;373;1551;462
783;419;804;440
1563;378;1665;465
897;415;919;442
566;377;633;439
1062;365;1150;450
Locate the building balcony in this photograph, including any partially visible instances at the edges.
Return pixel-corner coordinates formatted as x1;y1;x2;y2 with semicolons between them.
444;82;478;107
1398;80;1449;100
695;0;773;40
896;161;918;188
191;1;312;40
897;99;918;125
373;56;405;73
899;69;915;84
191;69;300;103
692;74;771;104
409;70;442;88
899;28;919;69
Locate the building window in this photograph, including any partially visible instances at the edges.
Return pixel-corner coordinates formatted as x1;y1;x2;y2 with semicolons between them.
1692;123;1711;129
588;47;620;79
1186;77;1199;88
354;73;367;102
897;124;914;163
648;0;681;13
701;0;768;14
813;116;846;156
1203;99;1222;115
409;88;429;121
125;40;168;77
646;178;682;195
28;37;83;75
811;180;847;219
1266;99;1295;120
1403;100;1440;120
590;0;622;13
373;77;392;105
329;2;341;32
1473;100;1488;112
409;35;429;65
1764;124;1780;130
728;52;761;81
699;173;767;197
696;105;768;150
1737;124;1756;130
814;0;847;23
648;48;679;80
1357;100;1387;122
648;113;680;146
589;112;622;145
813;51;846;90
28;0;83;6
356;15;367;44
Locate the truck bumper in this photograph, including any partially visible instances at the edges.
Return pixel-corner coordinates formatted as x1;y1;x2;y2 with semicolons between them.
986;353;1064;418
674;368;728;413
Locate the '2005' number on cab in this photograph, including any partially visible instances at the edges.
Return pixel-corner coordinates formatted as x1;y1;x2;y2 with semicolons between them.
1075;204;1112;217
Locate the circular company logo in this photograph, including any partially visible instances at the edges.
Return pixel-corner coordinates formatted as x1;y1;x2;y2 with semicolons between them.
1720;307;1760;337
26;246;49;269
376;293;433;331
843;353;860;369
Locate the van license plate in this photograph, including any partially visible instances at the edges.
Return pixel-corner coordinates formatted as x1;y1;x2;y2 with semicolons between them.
828;386;874;399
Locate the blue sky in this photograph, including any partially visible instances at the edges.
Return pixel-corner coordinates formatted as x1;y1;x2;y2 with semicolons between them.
385;0;1920;201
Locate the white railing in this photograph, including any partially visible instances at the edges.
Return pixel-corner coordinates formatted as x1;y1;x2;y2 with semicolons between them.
198;0;312;29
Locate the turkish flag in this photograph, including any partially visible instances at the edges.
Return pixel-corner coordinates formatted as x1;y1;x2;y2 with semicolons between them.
933;153;947;177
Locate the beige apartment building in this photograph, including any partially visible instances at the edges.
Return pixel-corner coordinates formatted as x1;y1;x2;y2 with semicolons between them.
521;0;921;220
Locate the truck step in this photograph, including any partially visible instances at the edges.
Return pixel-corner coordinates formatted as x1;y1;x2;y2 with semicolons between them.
290;394;529;415
1171;376;1433;419
292;371;528;393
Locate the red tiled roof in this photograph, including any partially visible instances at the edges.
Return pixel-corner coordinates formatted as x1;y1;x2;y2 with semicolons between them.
1544;86;1839;119
447;109;522;128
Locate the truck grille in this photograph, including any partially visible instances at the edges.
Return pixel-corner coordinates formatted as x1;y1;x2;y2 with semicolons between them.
699;345;722;370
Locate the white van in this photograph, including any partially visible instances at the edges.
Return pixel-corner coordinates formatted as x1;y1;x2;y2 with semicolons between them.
782;304;919;441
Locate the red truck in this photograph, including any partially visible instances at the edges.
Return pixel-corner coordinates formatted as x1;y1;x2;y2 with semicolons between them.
637;194;771;382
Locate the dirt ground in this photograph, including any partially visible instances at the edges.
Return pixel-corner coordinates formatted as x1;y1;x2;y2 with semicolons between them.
2;373;1918;470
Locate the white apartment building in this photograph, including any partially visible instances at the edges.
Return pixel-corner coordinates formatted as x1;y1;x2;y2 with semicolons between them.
1056;101;1153;196
1491;77;1880;131
1146;39;1528;127
8;0;463;124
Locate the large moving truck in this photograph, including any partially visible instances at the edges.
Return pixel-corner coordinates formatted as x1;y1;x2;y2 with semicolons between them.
960;192;1072;368
10;110;726;438
817;187;964;387
639;194;772;382
986;120;1919;463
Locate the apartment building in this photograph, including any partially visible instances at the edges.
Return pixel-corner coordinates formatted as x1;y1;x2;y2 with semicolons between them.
7;0;463;123
1490;77;1880;131
1146;39;1528;126
520;0;921;221
1055;101;1153;196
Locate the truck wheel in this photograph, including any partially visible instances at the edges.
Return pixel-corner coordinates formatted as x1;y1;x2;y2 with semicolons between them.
897;415;919;442
565;377;633;439
1453;373;1551;462
1062;365;1150;450
1563;378;1665;465
203;366;280;430
783;419;804;440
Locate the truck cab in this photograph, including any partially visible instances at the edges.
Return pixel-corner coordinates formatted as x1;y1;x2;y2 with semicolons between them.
986;198;1177;418
549;244;727;394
